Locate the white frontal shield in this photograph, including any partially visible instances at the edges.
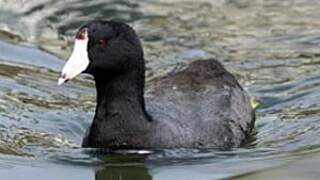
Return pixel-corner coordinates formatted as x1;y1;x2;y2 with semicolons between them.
58;29;90;85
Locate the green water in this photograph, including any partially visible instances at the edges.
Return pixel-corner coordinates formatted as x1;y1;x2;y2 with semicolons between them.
0;0;320;179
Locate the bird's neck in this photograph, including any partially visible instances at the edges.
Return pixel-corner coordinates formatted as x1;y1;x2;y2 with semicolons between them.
83;69;152;148
93;70;150;123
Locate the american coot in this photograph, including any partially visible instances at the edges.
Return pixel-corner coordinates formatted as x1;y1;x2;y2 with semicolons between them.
58;21;255;149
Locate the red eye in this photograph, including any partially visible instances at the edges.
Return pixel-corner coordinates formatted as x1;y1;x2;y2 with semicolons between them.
97;39;106;48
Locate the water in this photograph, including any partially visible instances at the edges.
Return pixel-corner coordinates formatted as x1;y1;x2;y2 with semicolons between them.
0;0;320;179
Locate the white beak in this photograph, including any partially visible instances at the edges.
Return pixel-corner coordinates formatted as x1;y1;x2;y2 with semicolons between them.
58;30;90;85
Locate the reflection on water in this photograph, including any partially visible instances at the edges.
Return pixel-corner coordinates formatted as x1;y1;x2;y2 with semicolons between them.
96;165;151;180
0;0;320;179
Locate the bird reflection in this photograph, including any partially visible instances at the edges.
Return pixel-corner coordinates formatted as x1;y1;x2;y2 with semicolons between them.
95;164;152;180
94;153;152;180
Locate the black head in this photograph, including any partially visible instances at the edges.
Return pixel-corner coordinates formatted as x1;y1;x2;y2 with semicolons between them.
85;21;144;75
58;21;145;85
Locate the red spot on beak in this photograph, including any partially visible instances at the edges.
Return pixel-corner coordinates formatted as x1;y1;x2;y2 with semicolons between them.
76;28;87;40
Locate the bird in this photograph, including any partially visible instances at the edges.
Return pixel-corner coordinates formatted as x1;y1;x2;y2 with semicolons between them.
58;20;255;150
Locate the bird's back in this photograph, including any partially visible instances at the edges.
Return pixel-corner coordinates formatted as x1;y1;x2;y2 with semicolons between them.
145;59;255;149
